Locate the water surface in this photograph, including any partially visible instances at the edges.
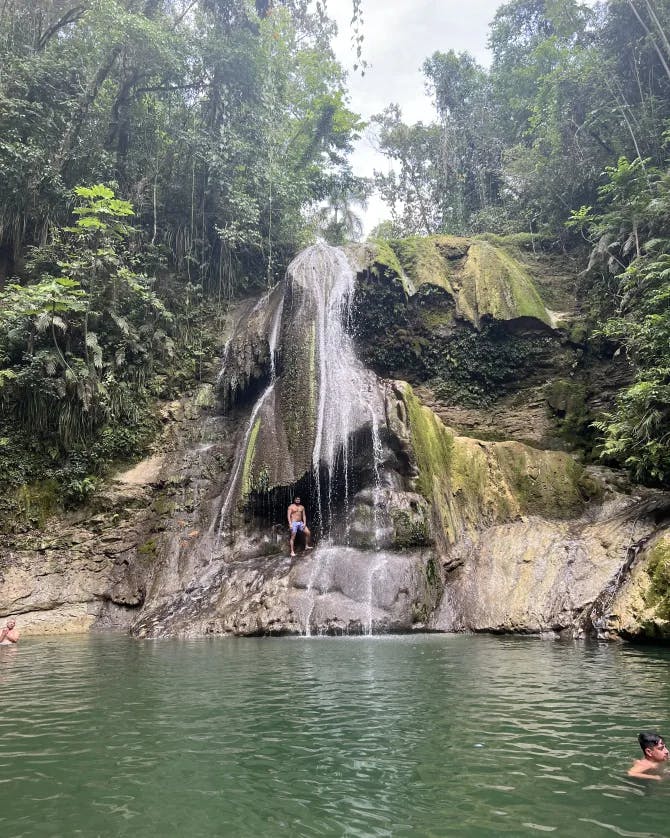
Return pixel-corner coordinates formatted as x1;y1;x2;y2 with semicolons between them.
1;634;669;837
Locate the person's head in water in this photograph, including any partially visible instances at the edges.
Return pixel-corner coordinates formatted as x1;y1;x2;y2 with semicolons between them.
638;732;669;762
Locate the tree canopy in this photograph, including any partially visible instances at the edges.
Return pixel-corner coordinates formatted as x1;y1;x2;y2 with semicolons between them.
371;0;670;485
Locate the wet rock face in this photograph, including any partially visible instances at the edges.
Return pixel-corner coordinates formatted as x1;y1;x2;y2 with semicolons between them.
132;546;435;638
0;479;157;635
606;525;670;640
4;242;670;643
429;506;657;636
288;547;432;635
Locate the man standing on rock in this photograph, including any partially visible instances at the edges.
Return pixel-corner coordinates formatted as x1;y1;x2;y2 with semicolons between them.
287;496;313;558
0;618;19;645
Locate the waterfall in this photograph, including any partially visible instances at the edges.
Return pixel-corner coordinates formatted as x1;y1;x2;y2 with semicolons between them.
214;243;384;549
216;381;276;534
370;412;384;548
268;296;284;379
288;244;381;530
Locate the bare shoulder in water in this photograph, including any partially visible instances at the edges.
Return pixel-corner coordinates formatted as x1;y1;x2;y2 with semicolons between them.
628;732;668;781
0;619;19;645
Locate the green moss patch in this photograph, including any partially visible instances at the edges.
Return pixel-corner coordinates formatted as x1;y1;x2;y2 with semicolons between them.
137;538;158;561
399;384;587;549
459;241;551;325
391;509;431;548
495;443;585;518
644;537;670;620
369;238;405;282
402;384;455;500
388;235;467;296
241;417;261;496
13;480;61;530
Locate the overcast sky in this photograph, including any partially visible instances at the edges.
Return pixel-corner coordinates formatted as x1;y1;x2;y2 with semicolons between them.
327;0;507;232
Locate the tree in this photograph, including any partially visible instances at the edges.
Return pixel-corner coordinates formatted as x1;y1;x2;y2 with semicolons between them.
312;171;369;243
423;50;503;231
0;0;363;291
0;184;171;467
372;105;443;236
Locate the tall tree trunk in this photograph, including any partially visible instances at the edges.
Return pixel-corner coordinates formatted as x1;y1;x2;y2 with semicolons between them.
53;45;123;176
627;0;670;84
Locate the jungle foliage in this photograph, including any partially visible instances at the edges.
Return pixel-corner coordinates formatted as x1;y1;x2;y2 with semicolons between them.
0;0;362;497
372;0;670;487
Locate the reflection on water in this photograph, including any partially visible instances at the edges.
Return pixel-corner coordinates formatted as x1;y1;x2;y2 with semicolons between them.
0;635;669;837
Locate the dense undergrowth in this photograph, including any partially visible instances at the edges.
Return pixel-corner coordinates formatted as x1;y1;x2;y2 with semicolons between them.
3;0;670;506
0;186;219;522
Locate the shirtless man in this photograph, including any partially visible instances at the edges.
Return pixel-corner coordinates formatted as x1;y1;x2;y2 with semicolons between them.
287;496;313;558
628;732;668;780
0;618;19;645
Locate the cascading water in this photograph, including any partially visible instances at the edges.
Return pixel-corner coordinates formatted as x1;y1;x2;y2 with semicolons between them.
370;413;384;548
288;244;383;532
130;244;449;639
216;287;284;535
268;296;283;380
204;244;399;636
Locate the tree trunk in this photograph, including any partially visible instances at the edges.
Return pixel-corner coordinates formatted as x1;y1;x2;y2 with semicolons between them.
53;45;123;176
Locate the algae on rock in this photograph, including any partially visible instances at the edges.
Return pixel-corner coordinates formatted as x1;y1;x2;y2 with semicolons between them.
392;381;587;549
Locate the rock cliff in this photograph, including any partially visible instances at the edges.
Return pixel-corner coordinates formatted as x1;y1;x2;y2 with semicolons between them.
2;240;669;640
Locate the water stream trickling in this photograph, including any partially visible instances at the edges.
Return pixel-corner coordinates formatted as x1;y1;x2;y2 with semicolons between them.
365;554;386;634
216;381;275;535
268;295;284;380
302;546;336;637
370;412;384;548
288;244;382;531
216;286;284;535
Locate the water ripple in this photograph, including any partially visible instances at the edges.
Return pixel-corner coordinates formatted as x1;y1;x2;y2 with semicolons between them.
0;635;669;837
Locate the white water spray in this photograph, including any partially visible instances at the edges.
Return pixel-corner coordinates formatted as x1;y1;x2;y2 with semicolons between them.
287;244;382;530
216;381;276;535
268;296;284;380
370;413;384;548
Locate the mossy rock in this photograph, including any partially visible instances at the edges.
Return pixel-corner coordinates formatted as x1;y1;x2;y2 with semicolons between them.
13;480;61;530
354;235;562;410
644;535;670;621
547;379;580;414
458;240;551;326
387;235;467;296
577;472;605;501
368;239;406;286
397;383;586;545
152;496;176;516
545;379;591;449
137;538;159;561
495;443;584;519
391;509;431;548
